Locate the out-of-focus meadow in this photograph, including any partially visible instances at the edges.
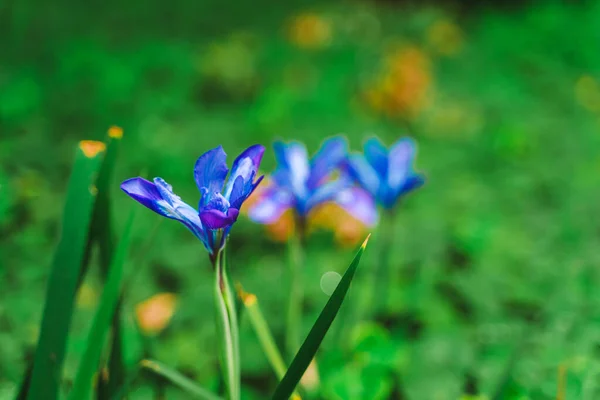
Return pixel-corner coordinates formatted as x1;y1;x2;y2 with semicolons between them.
2;0;600;398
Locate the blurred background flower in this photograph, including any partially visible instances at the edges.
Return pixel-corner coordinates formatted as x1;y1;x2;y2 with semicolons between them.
135;293;178;336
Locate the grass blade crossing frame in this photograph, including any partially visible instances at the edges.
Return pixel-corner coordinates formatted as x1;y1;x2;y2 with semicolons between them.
67;211;135;400
271;235;370;400
27;141;106;400
141;360;223;400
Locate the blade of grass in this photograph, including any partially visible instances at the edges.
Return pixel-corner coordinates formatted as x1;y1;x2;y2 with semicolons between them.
237;285;303;399
140;360;223;400
27;141;106;400
92;126;123;277
67;210;135;400
93;126;126;400
271;235;371;400
237;285;287;380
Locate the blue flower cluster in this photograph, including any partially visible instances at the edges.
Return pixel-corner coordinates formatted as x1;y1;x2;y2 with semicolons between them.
121;136;424;256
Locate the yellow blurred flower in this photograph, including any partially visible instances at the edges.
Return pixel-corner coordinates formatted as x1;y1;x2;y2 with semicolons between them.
135;293;177;335
287;13;332;49
364;46;432;118
575;75;600;113
427;20;464;56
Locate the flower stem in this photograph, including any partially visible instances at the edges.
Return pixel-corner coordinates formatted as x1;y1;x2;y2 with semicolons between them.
373;208;395;312
286;226;305;360
214;248;240;400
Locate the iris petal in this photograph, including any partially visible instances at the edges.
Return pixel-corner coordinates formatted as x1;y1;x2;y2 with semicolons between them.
387;138;415;192
307;136;347;189
120;177;164;212
248;187;293;224
364;137;388;179
348;155;380;196
274;141;309;198
397;174;426;197
335;187;379;226
304;177;350;215
121;177;205;241
199;208;240;230
224;144;265;198
194;146;229;194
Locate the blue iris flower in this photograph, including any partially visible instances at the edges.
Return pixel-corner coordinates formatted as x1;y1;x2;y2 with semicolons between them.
248;137;377;228
346;137;425;209
121;145;265;256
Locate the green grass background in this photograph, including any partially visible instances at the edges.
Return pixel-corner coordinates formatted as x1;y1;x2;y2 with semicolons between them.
2;0;600;398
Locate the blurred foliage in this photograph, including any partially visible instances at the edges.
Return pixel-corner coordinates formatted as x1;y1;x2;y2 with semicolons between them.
2;0;600;398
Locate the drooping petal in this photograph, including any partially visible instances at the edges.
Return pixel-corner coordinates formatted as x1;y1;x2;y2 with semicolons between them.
396;173;426;197
387;138;415;192
121;177;165;212
223;144;265;198
347;154;380;196
306;136;348;189
303;177;350;215
199;208;240;230
364;137;389;179
194;146;228;194
121;177;205;241
334;187;379;226
248;187;293;224
274;141;309;198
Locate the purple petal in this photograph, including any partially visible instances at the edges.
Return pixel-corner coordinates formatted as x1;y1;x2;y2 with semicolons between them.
335;187;379;226
387;138;416;192
348;154;380;196
199;208;240;230
194;146;228;194
224;144;265;199
121;177;206;241
364;137;388;179
248;187;293;224
307;136;348;189
121;177;164;213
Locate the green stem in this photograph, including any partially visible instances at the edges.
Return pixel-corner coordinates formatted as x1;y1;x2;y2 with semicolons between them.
214;248;240;400
286;225;305;360
373;208;395;312
221;248;240;399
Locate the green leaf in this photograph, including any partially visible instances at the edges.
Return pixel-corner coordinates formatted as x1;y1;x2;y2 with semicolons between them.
140;359;223;400
94;126;126;399
27;141;106;400
67;210;135;400
271;235;371;400
92;126;123;276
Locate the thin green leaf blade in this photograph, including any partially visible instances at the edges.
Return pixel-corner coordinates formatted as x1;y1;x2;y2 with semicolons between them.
271;235;371;400
27;141;106;400
67;210;135;400
238;287;287;380
141;359;223;400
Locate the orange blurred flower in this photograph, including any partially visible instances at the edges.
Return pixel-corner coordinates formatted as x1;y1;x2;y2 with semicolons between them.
364;46;432;118
287;13;332;49
309;203;368;247
135;293;177;335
